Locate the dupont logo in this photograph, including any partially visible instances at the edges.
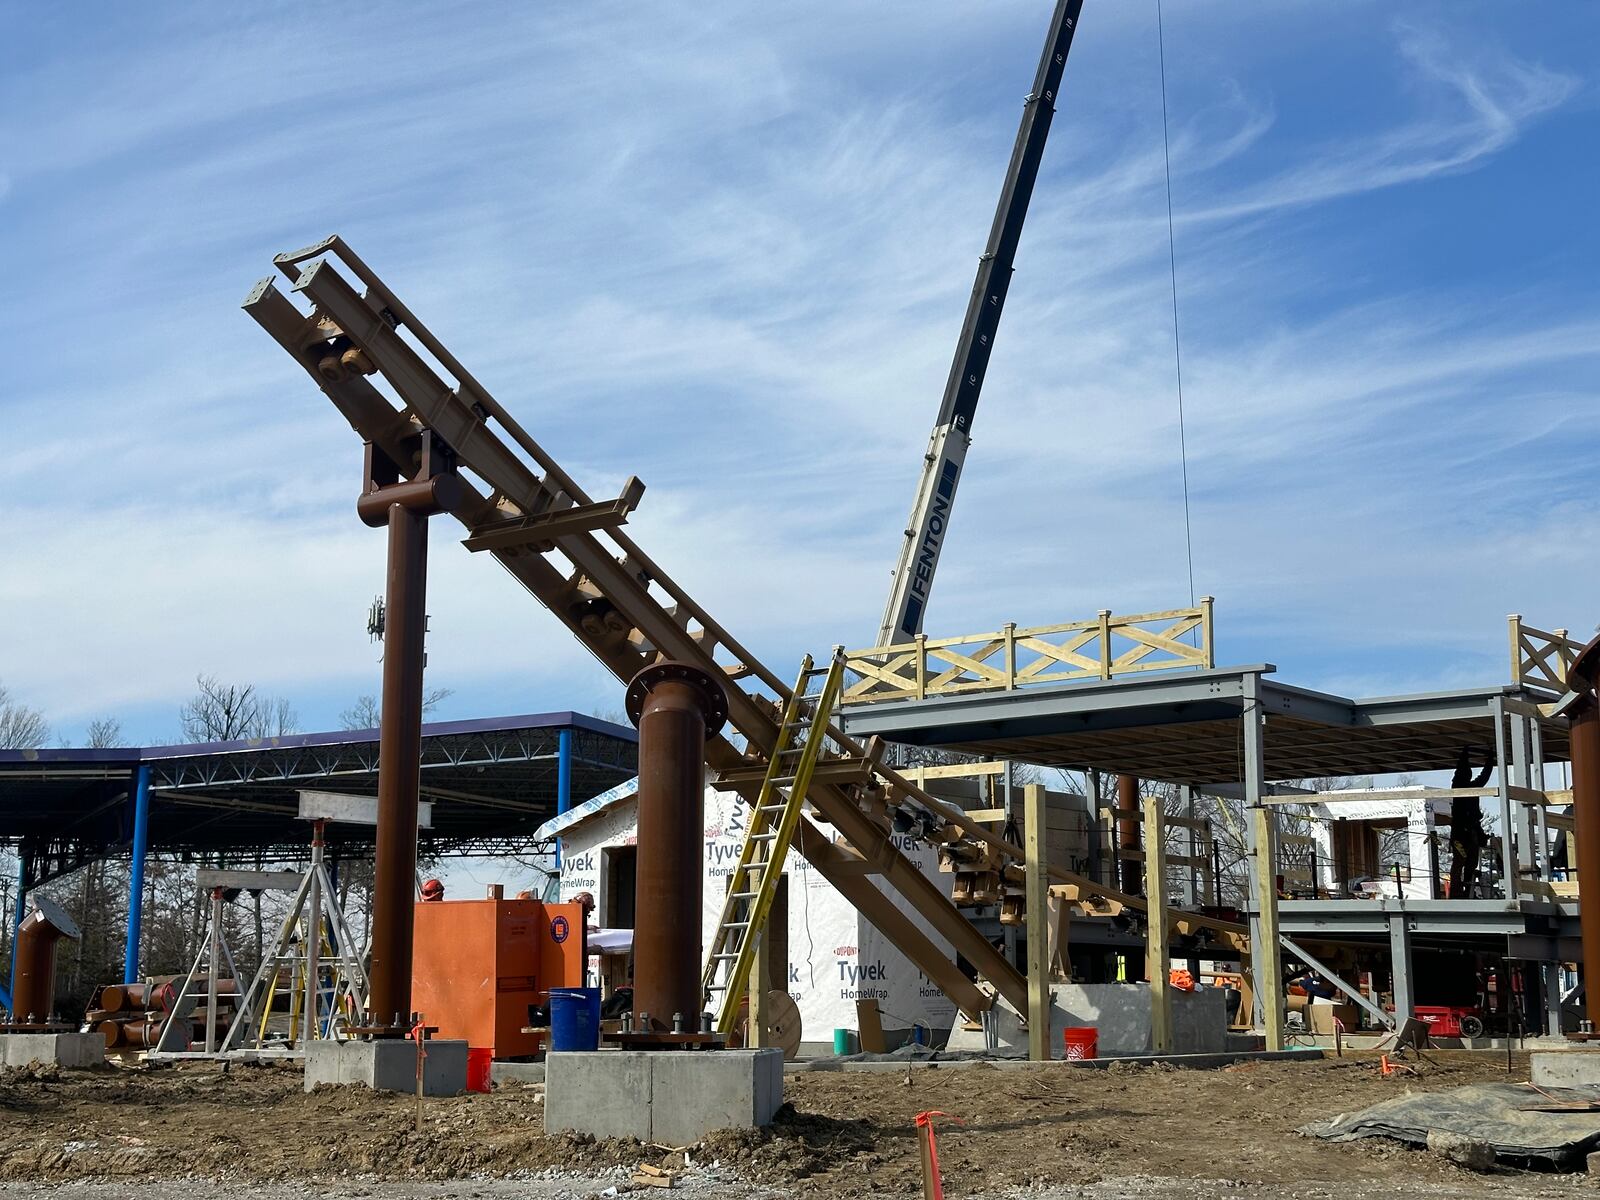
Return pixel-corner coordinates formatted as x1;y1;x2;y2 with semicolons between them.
550;916;571;944
834;945;857;958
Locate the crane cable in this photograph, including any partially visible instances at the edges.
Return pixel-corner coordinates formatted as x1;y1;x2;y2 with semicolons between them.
1156;0;1196;610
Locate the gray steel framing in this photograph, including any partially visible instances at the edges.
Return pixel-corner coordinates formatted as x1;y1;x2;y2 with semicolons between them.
841;662;1578;1035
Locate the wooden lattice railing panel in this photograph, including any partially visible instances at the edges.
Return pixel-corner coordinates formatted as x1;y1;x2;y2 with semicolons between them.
842;599;1214;705
1508;614;1580;693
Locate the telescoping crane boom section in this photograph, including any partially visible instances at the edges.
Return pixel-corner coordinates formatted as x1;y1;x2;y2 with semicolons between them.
245;236;1244;1022
877;0;1085;648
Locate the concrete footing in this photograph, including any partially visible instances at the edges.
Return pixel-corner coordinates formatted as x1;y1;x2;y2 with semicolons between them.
545;1049;783;1144
303;1038;467;1095
947;983;1230;1058
1531;1048;1600;1089
490;1060;545;1085
0;1032;103;1069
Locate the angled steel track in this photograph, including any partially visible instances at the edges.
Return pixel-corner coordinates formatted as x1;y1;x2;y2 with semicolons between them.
247;238;1037;1017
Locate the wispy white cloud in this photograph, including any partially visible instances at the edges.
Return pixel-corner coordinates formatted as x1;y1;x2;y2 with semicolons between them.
1178;20;1579;223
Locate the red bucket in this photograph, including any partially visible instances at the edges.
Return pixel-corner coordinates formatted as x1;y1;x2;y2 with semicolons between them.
1063;1027;1098;1060
466;1047;493;1094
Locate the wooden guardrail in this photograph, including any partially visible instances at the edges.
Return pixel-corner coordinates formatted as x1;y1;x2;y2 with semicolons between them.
1509;614;1580;693
840;599;1214;705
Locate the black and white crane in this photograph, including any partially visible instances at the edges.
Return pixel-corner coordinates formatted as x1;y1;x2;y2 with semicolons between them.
876;0;1086;647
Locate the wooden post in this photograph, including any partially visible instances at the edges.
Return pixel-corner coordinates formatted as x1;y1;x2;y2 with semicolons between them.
1003;622;1017;691
1200;596;1215;669
1024;783;1050;1061
1507;614;1522;685
749;928;773;1048
1097;610;1113;680
915;633;928;701
1143;791;1172;1054
1252;805;1285;1051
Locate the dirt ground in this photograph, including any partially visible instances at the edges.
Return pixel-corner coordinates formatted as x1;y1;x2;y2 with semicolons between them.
0;1052;1591;1197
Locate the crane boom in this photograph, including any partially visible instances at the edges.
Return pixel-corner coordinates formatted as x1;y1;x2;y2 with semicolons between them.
877;0;1085;647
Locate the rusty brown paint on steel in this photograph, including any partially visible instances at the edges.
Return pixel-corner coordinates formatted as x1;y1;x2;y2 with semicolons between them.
11;898;78;1024
626;661;728;1037
1567;634;1600;1034
360;434;462;1034
1117;774;1142;896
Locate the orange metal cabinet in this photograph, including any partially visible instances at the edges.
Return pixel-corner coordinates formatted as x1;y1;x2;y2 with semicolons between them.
411;898;585;1058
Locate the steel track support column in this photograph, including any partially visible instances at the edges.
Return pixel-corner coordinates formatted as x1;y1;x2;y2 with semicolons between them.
123;764;151;984
1116;775;1141;896
1564;636;1600;1033
1024;783;1051;1061
627;662;728;1038
356;434;462;1035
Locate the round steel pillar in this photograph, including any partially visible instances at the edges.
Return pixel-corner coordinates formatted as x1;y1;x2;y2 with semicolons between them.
626;662;728;1036
1117;774;1142;895
1566;635;1600;1033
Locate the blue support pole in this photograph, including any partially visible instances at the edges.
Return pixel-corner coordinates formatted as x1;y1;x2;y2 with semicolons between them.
123;765;152;984
6;849;27;1010
556;727;573;868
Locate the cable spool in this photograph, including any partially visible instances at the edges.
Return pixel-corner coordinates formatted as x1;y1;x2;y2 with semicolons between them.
727;990;802;1060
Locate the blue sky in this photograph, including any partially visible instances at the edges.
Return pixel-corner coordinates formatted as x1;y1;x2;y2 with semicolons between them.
2;1;1597;748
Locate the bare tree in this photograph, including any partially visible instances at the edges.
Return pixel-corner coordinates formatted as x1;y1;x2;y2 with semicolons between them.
180;676;261;741
84;717;126;748
179;675;299;741
339;695;381;730
0;681;50;749
339;687;453;731
258;695;299;738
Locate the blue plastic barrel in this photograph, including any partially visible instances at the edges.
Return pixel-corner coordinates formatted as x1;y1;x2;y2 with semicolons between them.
549;987;602;1051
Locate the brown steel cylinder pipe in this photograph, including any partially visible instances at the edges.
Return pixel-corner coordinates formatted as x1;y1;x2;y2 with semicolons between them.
1117;774;1142;895
1566;635;1600;1033
626;662;728;1036
11;895;80;1024
366;500;431;1033
358;434;461;1035
99;983;151;1013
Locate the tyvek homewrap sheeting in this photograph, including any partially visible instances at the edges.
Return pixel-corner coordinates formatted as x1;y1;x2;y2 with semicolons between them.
554;781;957;1042
1300;1082;1600;1169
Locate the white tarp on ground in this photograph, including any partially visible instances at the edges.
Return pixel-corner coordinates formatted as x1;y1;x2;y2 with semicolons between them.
550;778;957;1043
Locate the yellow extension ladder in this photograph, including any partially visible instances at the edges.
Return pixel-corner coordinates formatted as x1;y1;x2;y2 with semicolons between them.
701;654;844;1033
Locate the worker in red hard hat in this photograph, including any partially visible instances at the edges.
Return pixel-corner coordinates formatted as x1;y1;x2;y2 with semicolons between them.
419;878;445;902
